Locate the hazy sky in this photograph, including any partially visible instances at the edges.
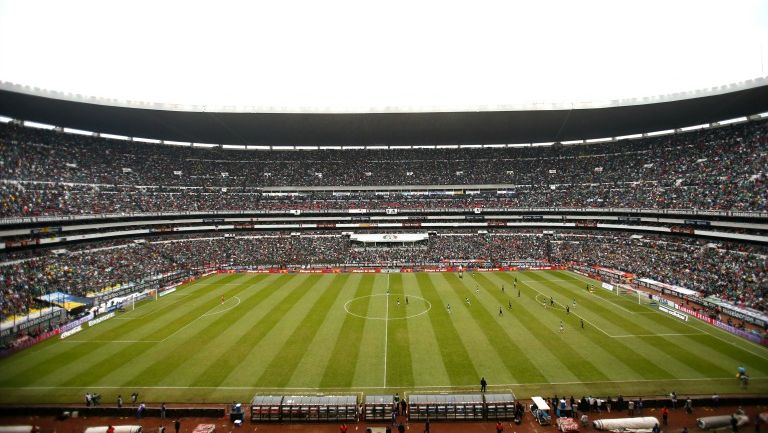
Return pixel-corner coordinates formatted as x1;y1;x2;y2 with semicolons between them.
0;0;766;112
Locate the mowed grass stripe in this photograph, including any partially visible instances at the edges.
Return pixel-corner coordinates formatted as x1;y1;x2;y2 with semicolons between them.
351;275;387;387
416;273;479;386
669;307;768;368
0;274;245;388
487;272;674;381
518;271;696;379
53;274;266;388
403;273;452;388
256;274;353;388
523;272;652;336
682;334;768;376
445;273;546;384
3;270;768;403
475;273;583;384
466;273;565;383
99;274;242;341
142;275;253;342
640;299;768;364
286;274;366;388
541;274;738;377
480;274;642;383
528;271;672;336
386;273;415;387
116;274;284;387
189;274;325;387
0;274;238;386
554;271;768;373
538;272;734;378
188;274;322;387
319;274;376;388
552;271;690;333
495;273;613;383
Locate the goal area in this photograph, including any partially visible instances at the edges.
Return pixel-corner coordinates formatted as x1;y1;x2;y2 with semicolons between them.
615;283;657;306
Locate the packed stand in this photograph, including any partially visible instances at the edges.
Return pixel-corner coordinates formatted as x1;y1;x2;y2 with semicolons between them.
550;232;768;311
1;119;767;216
1;231;765;320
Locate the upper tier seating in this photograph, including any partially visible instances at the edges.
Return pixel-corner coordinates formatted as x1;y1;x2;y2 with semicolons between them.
1;119;766;216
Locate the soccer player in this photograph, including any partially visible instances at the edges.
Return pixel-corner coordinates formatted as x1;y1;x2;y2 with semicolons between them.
465;297;471;306
406;296;409;305
501;284;504;293
559;321;564;333
499;307;503;317
221;295;225;304
397;297;400;307
447;304;451;314
508;299;512;310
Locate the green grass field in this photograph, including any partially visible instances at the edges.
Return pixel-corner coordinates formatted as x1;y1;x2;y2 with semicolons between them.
1;270;766;404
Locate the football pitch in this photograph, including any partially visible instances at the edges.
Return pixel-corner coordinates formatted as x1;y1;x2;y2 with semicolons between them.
1;270;767;404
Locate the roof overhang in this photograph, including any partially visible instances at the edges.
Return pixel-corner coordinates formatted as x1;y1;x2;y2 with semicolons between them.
1;83;767;146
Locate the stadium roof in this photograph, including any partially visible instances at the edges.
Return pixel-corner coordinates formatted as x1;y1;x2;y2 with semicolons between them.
1;81;768;147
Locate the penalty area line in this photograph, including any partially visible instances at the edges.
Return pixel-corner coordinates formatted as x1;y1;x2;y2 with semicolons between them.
160;296;241;342
527;283;612;337
202;296;241;317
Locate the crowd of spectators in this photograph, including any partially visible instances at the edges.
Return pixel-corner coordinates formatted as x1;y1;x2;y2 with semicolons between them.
1;118;766;216
3;182;766;217
1;118;765;333
551;233;768;311
1;231;765;320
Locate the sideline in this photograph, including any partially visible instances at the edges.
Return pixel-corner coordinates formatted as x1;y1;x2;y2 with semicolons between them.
4;375;765;391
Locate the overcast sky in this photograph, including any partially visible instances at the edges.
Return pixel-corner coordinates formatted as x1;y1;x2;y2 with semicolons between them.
0;0;766;112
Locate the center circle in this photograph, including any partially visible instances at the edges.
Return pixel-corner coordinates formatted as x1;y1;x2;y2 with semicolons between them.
344;294;432;320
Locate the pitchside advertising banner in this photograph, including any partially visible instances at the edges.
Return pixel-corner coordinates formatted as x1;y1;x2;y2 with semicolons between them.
675;304;768;346
659;305;688;321
87;312;115;327
219;266;565;274
159;287;177;297
60;325;83;339
59;312;94;333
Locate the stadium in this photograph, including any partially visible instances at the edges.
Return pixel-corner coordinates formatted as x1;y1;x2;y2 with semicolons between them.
0;1;767;433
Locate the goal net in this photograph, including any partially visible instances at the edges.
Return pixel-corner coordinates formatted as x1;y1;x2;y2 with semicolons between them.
616;284;657;306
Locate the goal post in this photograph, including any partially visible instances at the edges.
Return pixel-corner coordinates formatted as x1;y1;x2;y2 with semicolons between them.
616;284;656;306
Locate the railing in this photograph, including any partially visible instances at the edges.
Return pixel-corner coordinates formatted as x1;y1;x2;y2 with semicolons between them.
1;207;766;226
